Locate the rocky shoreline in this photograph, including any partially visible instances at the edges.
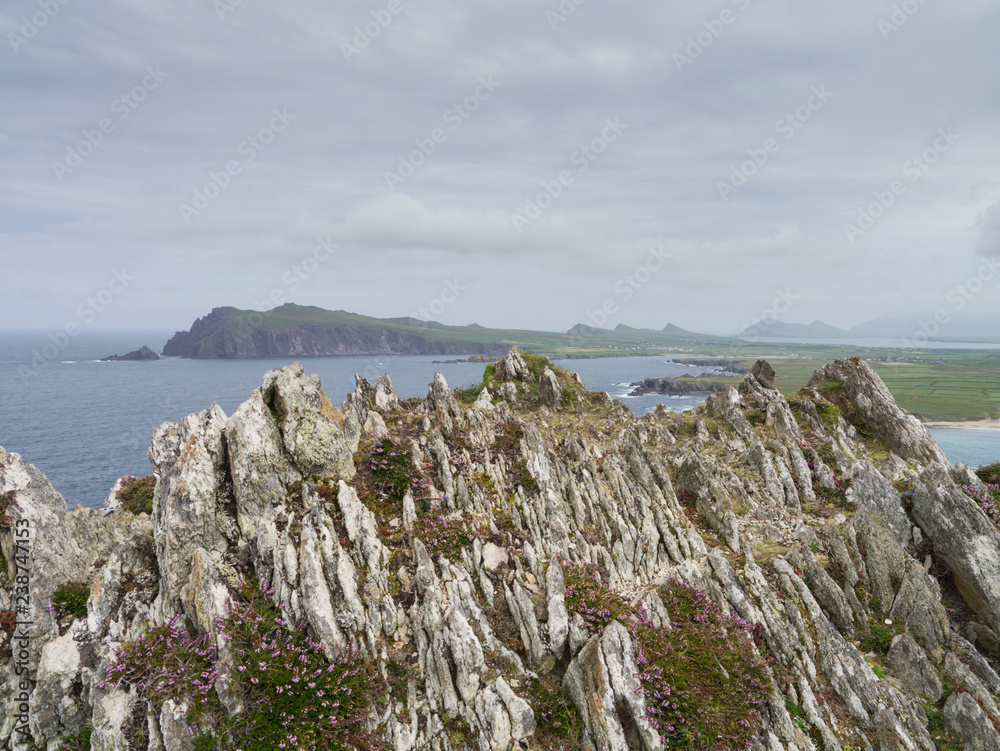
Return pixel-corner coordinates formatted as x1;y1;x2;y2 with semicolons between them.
3;350;1000;750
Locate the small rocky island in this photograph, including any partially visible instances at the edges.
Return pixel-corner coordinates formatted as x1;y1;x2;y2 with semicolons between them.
628;376;730;396
101;345;160;362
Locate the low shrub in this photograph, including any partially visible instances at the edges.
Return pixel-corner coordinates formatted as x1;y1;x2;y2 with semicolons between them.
562;564;771;750
412;514;486;560
52;582;90;619
103;580;387;750
117;475;156;515
370;434;429;500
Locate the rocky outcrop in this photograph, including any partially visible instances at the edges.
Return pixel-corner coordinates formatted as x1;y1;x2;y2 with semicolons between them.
101;345;159;362
807;358;947;465
2;355;998;751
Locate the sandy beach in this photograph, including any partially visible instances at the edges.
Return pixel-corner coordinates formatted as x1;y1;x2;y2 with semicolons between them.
923;420;1000;430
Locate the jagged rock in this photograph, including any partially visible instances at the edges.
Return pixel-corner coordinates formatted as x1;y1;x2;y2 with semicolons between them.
944;690;1000;750
482;542;509;572
562;622;660;751
261;362;355;479
149;403;232;613
494;349;530;382
887;634;942;702
807;359;947;465
912;463;1000;634
846;460;911;546
5;355;997;751
750;359;776;389
539;366;562;409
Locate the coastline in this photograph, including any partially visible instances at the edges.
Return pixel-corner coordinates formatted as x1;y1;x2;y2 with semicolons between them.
923;420;1000;430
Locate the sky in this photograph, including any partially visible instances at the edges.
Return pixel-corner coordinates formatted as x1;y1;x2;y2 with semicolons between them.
1;0;999;337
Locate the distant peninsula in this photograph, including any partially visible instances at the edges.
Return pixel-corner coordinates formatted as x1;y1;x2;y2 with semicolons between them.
101;345;160;362
161;304;734;359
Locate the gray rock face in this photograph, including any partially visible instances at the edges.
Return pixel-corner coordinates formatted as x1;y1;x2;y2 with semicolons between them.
494;348;531;382
912;463;1000;634
539;366;562;409
261;361;355;479
887;634;941;702
944;690;1000;750
807;358;947;465
846;460;911;546
749;358;776;389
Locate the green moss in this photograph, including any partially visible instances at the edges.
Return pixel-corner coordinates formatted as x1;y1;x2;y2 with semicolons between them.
858;621;901;654
52;582;90;619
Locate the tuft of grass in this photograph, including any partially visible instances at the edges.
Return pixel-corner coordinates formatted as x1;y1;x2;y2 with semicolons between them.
369;434;429;501
59;725;92;751
52;582;90;619
858;621;901;655
977;461;1000;485
117;475;156;515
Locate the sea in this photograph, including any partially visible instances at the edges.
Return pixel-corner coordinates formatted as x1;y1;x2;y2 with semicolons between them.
1;331;997;509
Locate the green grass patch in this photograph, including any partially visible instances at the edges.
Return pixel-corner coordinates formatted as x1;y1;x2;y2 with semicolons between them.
52;582;90;619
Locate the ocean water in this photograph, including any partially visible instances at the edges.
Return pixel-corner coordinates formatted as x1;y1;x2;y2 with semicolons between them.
1;331;995;509
0;333;720;508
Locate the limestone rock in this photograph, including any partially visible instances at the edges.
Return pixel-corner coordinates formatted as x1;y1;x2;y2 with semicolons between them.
807;359;947;465
494;349;531;382
886;634;941;702
261;362;355;480
912;463;1000;634
944;690;1000;750
750;359;776;389
539;366;562;410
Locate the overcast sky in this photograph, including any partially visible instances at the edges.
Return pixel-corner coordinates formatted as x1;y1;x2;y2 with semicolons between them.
1;0;998;336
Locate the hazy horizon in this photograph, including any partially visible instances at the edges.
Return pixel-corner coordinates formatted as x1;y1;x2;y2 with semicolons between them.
2;1;999;338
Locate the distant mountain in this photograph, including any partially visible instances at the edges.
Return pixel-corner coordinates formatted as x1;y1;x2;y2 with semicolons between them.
738;320;848;338
567;323;605;337
662;323;701;336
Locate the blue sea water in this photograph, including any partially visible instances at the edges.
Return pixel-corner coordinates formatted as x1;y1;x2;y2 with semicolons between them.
0;332;718;508
1;331;996;509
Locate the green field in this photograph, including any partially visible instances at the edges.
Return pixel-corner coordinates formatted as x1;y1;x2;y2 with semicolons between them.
661;352;1000;422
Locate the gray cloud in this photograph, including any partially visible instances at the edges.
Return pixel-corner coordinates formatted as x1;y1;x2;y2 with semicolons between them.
1;0;999;334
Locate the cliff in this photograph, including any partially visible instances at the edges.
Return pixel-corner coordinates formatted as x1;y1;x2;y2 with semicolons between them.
162;306;512;359
3;352;1000;750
